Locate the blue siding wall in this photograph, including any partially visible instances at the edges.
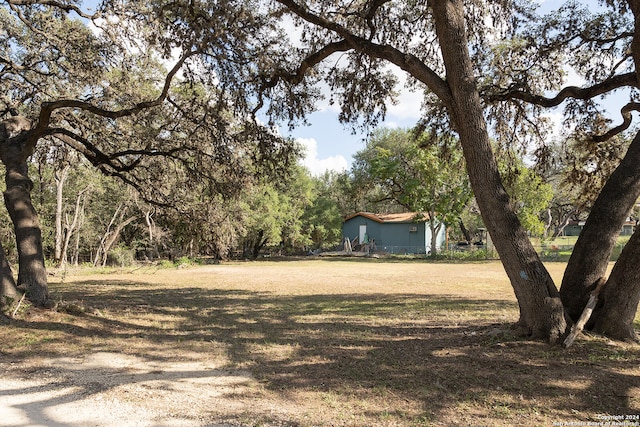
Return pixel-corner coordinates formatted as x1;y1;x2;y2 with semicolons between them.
342;218;363;243
343;215;428;253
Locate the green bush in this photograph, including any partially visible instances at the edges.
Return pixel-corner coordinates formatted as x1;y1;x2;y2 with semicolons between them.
107;246;136;267
157;259;175;268
175;256;193;266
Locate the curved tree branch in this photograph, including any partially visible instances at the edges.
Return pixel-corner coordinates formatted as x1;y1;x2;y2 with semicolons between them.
50;129;116;167
253;39;352;115
484;72;638;107
484;72;640;140
593;102;640;142
6;0;101;19
51;127;195;173
274;0;453;107
32;50;197;140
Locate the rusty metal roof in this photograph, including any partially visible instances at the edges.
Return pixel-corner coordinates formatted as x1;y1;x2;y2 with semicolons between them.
343;212;430;223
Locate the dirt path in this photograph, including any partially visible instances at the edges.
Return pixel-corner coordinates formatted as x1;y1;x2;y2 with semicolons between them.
1;352;273;427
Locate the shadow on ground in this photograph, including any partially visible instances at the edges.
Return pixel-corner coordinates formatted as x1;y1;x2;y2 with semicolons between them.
2;278;639;426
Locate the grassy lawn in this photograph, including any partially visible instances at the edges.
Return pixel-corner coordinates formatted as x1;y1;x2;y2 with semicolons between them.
1;259;639;426
535;235;632;261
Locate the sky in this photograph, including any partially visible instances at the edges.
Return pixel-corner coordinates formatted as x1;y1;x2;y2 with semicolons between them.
285;69;424;176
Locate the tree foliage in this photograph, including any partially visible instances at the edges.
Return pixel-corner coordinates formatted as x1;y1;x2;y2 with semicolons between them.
301;172;344;250
498;150;554;238
353;128;473;253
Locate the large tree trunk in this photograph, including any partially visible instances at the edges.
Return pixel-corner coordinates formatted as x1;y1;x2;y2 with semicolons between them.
560;131;640;323
0;116;50;307
4;162;50;306
589;227;640;342
0;240;20;314
431;0;566;342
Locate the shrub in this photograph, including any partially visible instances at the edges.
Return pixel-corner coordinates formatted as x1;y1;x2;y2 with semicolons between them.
107;246;136;267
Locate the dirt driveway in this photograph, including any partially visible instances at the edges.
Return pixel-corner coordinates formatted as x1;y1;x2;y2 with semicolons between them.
1;351;270;426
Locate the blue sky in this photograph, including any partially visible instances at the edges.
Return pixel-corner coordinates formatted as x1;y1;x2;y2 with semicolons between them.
283;75;423;176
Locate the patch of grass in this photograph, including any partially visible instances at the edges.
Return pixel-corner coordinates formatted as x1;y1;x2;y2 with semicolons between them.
585;345;639;363
2;260;639;426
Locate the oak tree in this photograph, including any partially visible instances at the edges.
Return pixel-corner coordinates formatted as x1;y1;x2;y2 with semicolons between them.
0;0;299;312
248;0;640;342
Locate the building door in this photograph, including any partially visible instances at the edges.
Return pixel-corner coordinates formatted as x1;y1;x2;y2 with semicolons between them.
359;224;367;244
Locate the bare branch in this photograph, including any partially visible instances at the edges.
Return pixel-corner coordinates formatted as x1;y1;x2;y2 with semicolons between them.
485;72;638;107
32;51;197;138
6;0;101;19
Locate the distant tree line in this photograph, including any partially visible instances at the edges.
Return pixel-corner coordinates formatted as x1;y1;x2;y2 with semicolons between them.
4;125;615;268
0;148;341;265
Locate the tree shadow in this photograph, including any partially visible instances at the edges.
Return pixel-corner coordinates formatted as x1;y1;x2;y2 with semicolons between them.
0;362;250;427
3;278;639;425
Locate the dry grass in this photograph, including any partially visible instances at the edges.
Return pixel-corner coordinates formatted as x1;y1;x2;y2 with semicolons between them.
1;259;639;426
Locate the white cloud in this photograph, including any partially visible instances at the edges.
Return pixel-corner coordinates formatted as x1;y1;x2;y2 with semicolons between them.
386;65;424;121
543;110;566;139
297;137;349;176
564;66;586;87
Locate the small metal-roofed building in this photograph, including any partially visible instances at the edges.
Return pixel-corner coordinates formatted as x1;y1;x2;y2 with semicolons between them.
342;212;447;255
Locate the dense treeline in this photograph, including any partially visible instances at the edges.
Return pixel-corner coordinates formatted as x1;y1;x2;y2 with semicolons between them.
7;125;609;267
5;154;341;265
